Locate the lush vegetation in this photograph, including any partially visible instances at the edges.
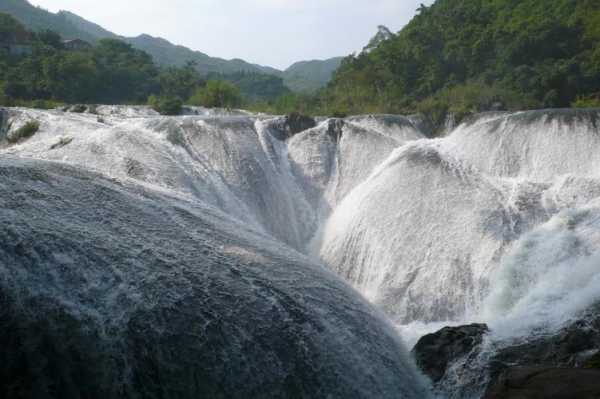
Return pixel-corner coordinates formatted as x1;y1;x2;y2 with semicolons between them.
281;58;344;93
0;12;163;105
208;71;290;102
0;13;283;112
0;0;279;76
1;0;344;93
3;0;600;124
148;95;183;116
235;0;600;123
188;80;242;109
321;0;600;121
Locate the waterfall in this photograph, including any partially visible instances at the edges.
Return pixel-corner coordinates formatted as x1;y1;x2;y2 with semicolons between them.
3;105;600;397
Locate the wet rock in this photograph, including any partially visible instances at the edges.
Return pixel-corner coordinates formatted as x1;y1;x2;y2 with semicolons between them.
325;118;345;142
63;104;88;113
484;367;600;399
0;157;430;399
412;323;489;382
267;113;317;141
285;112;316;135
489;311;600;380
49;135;73;150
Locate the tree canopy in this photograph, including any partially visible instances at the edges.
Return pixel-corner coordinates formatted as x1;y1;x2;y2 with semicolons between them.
323;0;600;116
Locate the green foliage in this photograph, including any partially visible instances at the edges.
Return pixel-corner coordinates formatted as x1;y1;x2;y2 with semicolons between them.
572;95;600;108
324;0;600;117
244;92;323;116
0;12;28;42
416;82;539;131
282;58;344;93
8;120;39;143
0;12;208;108
93;39;159;103
0;83;8;106
210;71;290;102
148;95;182;115
159;61;204;100
188;80;242;108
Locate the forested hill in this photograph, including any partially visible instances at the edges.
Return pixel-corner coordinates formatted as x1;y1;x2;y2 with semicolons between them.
0;0;277;75
282;58;344;93
325;0;600;116
0;0;343;92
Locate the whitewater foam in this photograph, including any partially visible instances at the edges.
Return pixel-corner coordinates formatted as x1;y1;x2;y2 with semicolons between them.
3;106;600;397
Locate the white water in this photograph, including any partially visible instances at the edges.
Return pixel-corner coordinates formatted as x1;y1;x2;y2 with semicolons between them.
3;106;600;396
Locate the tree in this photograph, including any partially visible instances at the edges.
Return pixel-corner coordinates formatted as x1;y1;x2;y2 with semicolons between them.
93;39;159;103
148;95;182;115
189;80;242;108
158;61;204;100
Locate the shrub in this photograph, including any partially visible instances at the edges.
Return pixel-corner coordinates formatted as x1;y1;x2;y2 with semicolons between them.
572;95;600;109
330;111;348;118
188;80;242;109
148;95;183;116
8;121;40;143
415;82;540;136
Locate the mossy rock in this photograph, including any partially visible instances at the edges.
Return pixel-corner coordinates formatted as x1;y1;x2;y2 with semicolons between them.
7;121;40;144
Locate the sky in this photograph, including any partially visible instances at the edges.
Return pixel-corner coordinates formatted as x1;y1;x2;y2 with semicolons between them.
30;0;433;70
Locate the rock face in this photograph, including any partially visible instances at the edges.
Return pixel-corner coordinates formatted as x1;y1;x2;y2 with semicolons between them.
412;312;600;397
0;156;430;399
285;112;317;136
411;324;489;382
488;306;600;380
484;367;600;399
490;324;600;377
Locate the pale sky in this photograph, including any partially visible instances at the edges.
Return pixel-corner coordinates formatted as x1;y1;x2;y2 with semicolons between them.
30;0;433;70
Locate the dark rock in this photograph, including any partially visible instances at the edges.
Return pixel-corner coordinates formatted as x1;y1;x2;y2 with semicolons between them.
583;351;600;369
488;314;600;380
285;112;316;135
0;157;429;399
0;108;5;141
63;104;88;113
267;113;317;141
419;306;600;397
490;101;505;111
412;323;489;382
49;136;73;150
325;118;345;142
484;366;600;399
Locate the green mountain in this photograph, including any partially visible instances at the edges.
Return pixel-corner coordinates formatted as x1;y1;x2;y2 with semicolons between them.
56;10;118;40
0;0;98;42
282;57;344;93
0;0;277;76
326;0;600;115
0;0;342;91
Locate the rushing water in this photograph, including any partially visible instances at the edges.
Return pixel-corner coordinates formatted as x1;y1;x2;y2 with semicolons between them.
2;106;600;397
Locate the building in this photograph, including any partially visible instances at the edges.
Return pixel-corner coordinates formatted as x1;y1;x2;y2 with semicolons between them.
62;39;92;51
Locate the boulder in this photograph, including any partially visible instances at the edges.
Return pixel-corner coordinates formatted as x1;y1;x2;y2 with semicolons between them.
484;367;600;399
489;315;600;380
266;113;317;141
285;112;316;135
0;156;430;399
412;323;489;382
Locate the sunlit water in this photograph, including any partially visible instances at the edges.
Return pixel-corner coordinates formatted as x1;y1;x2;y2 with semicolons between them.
3;106;600;397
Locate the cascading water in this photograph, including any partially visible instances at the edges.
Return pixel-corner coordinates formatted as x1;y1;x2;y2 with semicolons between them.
2;105;600;398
